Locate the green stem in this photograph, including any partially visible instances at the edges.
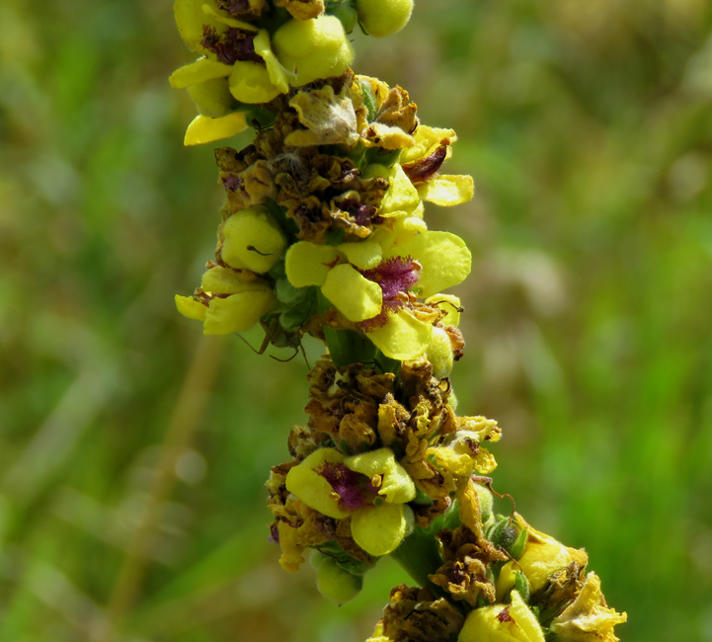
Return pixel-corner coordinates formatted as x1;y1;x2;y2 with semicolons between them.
390;527;443;588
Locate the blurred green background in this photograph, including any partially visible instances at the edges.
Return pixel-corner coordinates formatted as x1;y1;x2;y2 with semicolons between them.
1;0;711;640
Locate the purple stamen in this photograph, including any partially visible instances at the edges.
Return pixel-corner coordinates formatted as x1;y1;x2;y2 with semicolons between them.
318;462;380;511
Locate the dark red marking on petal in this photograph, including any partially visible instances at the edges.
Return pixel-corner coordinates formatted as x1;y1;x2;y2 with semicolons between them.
401;139;449;184
496;607;514;623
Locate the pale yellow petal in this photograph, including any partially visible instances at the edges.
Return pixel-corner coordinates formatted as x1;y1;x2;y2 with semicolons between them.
419;174;474;207
169;57;232;89
321;264;382;323
253;29;290;93
203;288;274;334
386;230;471;298
285;241;340;288
366;309;432;361
285;448;349;520
175;295;207;321
350;503;406;556
338;240;382;270
184;112;248;146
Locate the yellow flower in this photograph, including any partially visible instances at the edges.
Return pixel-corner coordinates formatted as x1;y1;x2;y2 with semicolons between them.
285;447;416;556
284;227;471;360
550;572;627;642
175;265;274;334
400;125;475;207
458;590;545;642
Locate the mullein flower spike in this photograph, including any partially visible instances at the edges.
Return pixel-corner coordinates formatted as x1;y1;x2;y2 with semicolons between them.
171;1;627;640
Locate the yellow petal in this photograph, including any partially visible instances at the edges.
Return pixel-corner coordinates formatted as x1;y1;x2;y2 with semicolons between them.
515;515;589;593
418;174;474;207
510;590;546;642
200;3;258;31
321;264;382;323
366;309;432;361
174;0;225;54
350;503;406;556
285;241;340;288
253;29;290;94
344;448;415;504
169;56;232;89
285;448;349;520
338;240;382;270
203;288;274;334
184;112;248;146
229;60;282;104
175;294;207;321
400;125;456;164
200;265;266;294
386;230;471;298
425;293;462;326
379;164;421;214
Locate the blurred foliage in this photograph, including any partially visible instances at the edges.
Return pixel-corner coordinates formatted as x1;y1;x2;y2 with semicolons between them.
1;0;711;640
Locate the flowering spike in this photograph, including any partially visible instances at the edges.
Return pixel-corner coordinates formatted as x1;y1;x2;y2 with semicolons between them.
170;2;627;640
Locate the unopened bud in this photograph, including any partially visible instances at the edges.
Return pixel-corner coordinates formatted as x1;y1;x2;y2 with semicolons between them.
356;0;414;38
221;207;287;273
316;556;363;605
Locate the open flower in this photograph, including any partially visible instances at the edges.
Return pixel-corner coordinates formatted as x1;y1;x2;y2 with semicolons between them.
401;125;475;207
175;264;274;334
285;447;416;556
284;226;470;359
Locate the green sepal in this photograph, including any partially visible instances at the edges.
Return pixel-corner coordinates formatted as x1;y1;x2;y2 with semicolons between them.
374;349;401;375
366;147;402;168
244;103;277;131
263;199;299;243
325;227;347;246
514;570;531;603
323;327;377;366
509;527;529;559
359;79;378;120
316;539;375;576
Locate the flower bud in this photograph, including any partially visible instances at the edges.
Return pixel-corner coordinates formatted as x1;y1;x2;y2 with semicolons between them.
220;207;287;273
356;0;414;38
315;556;363;605
515;521;588;594
474;483;493;523
426;326;454;379
273;15;354;87
489;516;528;559
458;590;544;642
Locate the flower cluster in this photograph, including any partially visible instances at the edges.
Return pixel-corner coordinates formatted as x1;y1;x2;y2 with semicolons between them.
170;1;627;641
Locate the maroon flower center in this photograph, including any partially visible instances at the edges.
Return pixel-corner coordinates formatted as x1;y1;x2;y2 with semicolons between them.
201;26;262;65
359;256;422;330
318;462;380;511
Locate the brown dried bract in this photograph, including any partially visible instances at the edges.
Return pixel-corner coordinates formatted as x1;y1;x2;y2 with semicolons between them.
381;585;464;642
